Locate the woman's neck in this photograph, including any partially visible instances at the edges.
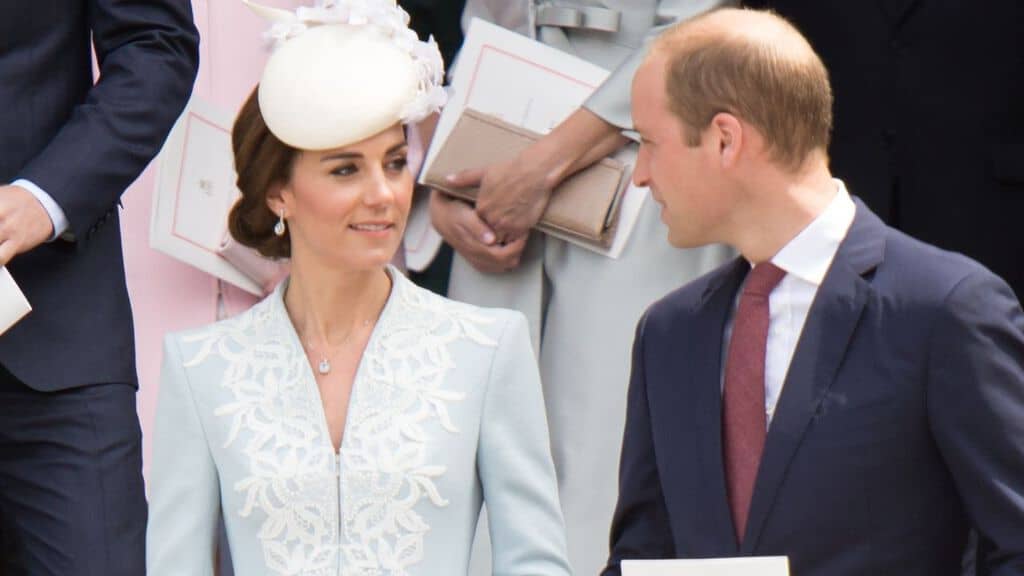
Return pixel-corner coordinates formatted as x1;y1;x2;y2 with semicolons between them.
283;257;392;346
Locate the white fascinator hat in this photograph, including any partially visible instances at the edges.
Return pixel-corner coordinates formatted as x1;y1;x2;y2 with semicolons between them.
244;0;447;150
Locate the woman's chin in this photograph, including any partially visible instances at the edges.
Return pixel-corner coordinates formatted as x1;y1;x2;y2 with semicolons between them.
344;246;402;272
294;237;403;273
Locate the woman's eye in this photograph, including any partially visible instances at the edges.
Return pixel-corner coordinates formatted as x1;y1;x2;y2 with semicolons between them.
387;157;408;172
331;164;357;177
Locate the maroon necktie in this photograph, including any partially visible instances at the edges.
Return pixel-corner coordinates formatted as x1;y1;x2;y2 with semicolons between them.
723;262;786;543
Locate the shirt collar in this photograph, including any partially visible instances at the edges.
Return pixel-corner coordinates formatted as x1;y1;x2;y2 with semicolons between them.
769;179;856;286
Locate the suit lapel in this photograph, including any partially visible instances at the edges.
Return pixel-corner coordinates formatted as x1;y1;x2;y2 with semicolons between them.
686;257;750;552
741;201;886;552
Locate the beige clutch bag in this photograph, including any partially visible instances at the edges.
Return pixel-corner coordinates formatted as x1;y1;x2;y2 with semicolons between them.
422;109;629;248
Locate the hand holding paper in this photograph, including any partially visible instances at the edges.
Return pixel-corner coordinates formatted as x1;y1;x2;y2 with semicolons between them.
448;106;629;244
0;184;55;266
0;266;31;336
419;18;648;259
424;110;628;249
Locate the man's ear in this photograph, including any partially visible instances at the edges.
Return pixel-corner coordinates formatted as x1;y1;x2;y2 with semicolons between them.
710;112;743;168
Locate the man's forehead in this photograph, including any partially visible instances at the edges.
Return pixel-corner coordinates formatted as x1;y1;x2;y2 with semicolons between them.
633;61;666;112
634;61;659;98
637;53;667;82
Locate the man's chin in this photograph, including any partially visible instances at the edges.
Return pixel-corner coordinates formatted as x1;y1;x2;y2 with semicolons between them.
666;232;688;249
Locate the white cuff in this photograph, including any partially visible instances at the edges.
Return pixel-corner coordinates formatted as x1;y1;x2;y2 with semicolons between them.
11;179;70;241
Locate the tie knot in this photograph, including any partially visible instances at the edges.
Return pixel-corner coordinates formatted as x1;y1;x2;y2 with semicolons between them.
743;262;786;297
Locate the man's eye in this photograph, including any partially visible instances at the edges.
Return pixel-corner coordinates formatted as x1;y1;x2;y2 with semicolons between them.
331;164;357;177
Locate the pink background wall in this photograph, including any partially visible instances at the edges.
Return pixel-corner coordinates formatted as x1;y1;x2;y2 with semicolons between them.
120;0;305;477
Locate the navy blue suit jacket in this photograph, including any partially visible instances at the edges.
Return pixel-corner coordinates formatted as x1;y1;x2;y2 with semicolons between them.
604;200;1024;575
0;0;199;390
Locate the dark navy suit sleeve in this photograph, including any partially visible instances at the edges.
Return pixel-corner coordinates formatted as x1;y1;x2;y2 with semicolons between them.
603;311;676;576
928;270;1024;574
18;0;199;243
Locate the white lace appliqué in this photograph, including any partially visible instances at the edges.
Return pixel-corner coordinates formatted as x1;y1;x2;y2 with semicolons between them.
183;276;496;575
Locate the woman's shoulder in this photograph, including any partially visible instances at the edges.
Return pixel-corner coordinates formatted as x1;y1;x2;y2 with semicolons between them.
163;290;280;368
397;273;527;338
395;277;535;398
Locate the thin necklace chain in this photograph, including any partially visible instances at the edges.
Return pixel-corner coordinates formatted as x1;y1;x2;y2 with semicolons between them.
290;272;391;377
304;318;372;376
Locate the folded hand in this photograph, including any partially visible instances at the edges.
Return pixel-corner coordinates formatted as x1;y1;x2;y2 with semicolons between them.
0;185;54;266
429;190;528;274
445;152;553;243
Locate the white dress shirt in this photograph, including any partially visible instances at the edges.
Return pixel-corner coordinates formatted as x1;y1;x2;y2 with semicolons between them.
722;179;856;426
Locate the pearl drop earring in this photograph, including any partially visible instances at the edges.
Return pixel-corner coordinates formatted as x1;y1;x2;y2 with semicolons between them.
273;210;286;236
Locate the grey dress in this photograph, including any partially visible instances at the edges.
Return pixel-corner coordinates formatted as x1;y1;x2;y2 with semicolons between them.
449;1;735;574
146;268;571;575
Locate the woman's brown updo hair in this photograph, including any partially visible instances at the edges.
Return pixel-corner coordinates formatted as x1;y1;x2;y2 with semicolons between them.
227;87;299;259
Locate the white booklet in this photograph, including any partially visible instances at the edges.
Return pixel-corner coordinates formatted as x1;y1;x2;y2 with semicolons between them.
622;557;790;576
420;18;648;259
151;96;271;296
0;266;31;335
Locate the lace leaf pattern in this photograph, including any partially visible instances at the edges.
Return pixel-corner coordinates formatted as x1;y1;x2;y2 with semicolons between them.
184;296;337;576
181;273;497;575
338;280;496;576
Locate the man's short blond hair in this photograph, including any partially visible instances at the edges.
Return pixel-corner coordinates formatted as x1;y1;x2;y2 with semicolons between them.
650;8;833;170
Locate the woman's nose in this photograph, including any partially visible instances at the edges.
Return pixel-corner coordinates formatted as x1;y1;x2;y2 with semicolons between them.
364;170;398;206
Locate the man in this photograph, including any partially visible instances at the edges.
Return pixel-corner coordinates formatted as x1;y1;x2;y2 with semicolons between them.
0;1;199;574
605;8;1024;575
740;1;1023;300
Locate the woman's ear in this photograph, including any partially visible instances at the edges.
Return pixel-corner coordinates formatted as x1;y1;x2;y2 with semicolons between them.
265;181;288;217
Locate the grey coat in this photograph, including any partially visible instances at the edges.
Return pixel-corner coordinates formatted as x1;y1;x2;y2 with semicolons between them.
450;2;736;575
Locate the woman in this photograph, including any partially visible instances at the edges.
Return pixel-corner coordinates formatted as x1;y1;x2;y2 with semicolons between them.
145;2;571;574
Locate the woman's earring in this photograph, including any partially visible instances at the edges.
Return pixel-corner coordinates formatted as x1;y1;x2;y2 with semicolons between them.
273;211;287;237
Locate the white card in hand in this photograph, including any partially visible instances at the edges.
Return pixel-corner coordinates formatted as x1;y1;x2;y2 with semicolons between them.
622;557;789;576
0;266;31;335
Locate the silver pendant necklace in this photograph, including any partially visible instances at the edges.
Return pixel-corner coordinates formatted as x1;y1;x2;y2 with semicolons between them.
306;318;371;376
317;357;332;375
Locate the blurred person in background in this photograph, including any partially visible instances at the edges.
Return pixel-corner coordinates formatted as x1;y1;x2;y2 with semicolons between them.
0;1;198;574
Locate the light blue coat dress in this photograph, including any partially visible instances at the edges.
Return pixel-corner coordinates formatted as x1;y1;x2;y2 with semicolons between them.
146;269;571;576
